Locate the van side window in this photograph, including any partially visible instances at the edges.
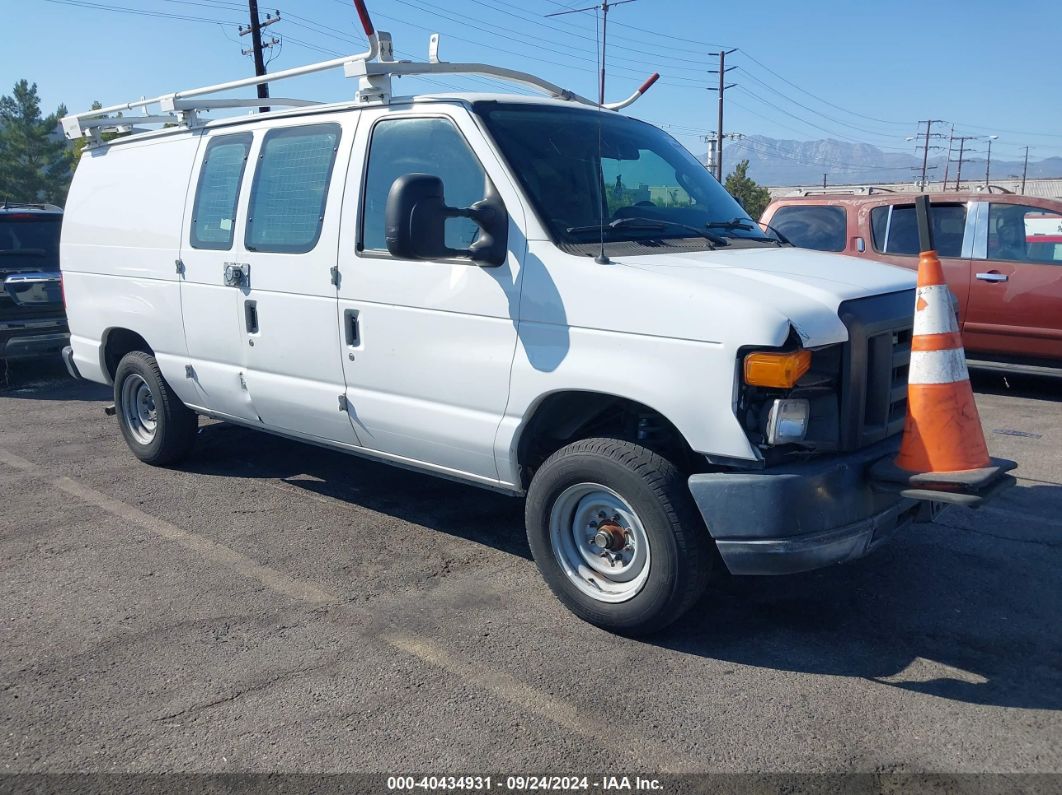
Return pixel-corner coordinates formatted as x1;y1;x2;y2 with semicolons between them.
769;205;846;252
190;133;252;250
871;203;966;257
361;117;486;253
245;124;341;254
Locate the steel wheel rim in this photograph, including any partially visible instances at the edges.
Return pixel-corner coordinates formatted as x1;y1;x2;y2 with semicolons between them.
548;483;650;603
121;373;157;446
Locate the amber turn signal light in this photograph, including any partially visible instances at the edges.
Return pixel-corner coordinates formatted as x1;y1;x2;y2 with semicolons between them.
743;349;812;389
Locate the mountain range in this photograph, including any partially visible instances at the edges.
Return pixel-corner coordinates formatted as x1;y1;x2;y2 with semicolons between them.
718;135;1062;187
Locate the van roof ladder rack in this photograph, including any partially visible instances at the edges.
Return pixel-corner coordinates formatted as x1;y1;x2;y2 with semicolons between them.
62;0;659;147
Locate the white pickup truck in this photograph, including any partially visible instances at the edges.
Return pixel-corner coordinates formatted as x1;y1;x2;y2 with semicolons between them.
59;25;924;634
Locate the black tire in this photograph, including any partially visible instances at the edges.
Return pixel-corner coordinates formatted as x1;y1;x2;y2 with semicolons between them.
113;351;197;466
525;437;713;635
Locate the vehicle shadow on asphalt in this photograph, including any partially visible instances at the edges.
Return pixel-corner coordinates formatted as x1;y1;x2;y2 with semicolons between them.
188;420;1062;711
186;421;532;561
660;488;1062;711
0;357;110;402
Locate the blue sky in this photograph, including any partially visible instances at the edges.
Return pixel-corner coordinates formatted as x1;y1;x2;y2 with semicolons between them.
6;0;1061;165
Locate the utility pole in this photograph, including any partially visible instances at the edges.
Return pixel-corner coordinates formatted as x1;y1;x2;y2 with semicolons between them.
941;124;954;192
708;48;738;181
704;134;717;174
951;135;977;192
1021;145;1030;195
240;2;281;113
546;0;637;106
822;172;827;190
983;135;998;186
910;120;945;192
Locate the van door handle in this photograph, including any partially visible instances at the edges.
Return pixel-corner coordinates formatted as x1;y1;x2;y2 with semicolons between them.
224;262;250;287
244;300;258;333
344;309;360;347
975;272;1008;283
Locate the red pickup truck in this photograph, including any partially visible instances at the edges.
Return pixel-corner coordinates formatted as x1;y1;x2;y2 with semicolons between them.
761;192;1062;373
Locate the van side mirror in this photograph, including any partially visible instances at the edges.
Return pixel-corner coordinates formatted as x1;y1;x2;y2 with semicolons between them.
385;173;508;266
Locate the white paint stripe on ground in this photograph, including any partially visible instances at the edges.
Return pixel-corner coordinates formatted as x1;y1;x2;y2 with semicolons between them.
908;348;970;385
913;284;959;336
0;446;336;605
383;630;695;773
2;445;681;762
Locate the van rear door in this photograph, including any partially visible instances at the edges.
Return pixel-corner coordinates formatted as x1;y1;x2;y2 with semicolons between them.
179;131;262;422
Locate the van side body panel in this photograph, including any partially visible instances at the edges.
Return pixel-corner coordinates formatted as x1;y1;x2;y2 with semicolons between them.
61;135;200;390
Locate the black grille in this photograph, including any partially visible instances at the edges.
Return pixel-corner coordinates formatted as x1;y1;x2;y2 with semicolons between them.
837;290;914;451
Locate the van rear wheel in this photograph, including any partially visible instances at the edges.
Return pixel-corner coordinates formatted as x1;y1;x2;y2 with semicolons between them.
525;438;713;636
114;351;197;466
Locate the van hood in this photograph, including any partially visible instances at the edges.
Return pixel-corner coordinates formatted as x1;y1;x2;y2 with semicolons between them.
524;243;918;349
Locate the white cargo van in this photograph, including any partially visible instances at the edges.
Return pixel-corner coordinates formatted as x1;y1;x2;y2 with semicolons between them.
60;10;929;634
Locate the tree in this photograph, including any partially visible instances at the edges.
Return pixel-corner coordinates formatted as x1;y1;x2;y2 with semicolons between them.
724;159;771;221
0;80;71;205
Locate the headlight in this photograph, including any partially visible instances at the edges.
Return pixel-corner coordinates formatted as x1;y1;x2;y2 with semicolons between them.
765;398;810;445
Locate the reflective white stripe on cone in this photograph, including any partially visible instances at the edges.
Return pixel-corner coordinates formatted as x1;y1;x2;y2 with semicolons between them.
908;348;970;385
912;284;958;336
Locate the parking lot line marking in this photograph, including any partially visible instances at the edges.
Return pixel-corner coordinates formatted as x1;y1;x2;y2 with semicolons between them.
0;445;691;763
383;630;695;773
0;448;38;473
56;476;339;605
0;446;337;605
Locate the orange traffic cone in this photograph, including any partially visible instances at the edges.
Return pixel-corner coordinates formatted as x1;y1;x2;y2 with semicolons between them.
894;248;991;474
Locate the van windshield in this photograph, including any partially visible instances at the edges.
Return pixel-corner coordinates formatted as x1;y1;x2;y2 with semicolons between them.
474;102;773;251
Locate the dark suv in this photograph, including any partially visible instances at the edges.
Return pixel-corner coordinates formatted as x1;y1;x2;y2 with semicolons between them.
0;202;68;361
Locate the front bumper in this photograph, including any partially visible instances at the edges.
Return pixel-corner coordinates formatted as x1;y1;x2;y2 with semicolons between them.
689;437;923;575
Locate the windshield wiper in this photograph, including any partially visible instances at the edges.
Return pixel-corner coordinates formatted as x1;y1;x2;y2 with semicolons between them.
706;218;756;231
707;217;788;246
567;217;727;248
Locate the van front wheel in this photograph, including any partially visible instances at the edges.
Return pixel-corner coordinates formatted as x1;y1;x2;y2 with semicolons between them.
525;438;713;635
114;351;197;466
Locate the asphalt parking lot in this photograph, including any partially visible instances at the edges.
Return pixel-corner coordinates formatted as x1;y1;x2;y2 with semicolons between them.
1;357;1059;779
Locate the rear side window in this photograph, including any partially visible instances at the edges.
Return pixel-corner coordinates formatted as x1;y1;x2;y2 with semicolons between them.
871;203;966;258
246;124;341;254
769;205;846;252
190;133;251;250
0;215;62;268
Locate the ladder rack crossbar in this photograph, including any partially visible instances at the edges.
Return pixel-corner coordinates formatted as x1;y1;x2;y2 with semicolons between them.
62;3;660;145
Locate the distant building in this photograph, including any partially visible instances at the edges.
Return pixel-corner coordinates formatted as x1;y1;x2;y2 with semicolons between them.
768;178;1062;201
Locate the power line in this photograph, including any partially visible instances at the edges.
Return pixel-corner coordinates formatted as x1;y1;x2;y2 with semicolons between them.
41;0;241;24
546;0;638;106
737;67;912;142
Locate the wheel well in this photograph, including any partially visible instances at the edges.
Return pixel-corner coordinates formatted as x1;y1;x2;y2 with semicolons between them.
517;392;698;489
103;328;153;381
